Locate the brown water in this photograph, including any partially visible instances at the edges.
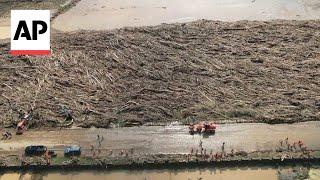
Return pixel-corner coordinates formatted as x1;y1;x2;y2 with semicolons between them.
0;167;278;180
52;0;320;31
1;121;319;154
308;168;320;180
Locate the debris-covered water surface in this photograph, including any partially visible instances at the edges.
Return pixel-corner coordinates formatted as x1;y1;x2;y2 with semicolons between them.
0;20;320;128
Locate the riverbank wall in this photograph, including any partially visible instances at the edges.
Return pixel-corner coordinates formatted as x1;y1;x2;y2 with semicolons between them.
0;150;319;172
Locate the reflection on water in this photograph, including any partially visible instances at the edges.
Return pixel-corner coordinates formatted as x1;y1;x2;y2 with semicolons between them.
52;0;320;31
0;167;278;180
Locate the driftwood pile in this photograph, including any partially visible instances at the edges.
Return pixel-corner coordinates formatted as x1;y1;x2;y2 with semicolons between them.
0;20;320;128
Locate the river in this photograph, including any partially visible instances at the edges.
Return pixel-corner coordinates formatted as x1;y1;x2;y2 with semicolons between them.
3;167;320;180
0;167;279;180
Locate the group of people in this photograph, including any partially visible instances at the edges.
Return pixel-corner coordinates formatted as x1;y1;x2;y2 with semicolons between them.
194;137;309;159
89;134;105;157
189;140;227;160
91;134;133;158
279;137;307;151
198;140;225;153
90;139;134;158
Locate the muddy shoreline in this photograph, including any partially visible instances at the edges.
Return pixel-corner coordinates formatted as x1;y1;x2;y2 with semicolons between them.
52;0;320;31
50;0;81;21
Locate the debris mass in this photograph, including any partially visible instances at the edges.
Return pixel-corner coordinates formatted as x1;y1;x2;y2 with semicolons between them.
0;20;319;128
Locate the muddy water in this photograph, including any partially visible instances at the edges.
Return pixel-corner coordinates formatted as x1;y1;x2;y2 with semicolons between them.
308;168;320;180
0;167;278;180
52;0;320;31
0;121;319;154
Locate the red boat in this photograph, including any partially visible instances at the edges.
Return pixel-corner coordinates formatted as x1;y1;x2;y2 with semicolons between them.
189;122;216;134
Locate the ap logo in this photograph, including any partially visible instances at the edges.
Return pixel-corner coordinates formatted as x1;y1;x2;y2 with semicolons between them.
11;10;50;55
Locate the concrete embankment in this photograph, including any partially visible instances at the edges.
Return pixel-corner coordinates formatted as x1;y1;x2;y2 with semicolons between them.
0;150;319;171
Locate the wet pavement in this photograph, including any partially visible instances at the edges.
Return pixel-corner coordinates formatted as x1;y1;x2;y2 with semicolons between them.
0;167;279;180
1;121;319;154
52;0;320;31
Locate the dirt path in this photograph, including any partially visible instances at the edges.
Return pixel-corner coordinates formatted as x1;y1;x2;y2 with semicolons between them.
1;122;319;154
